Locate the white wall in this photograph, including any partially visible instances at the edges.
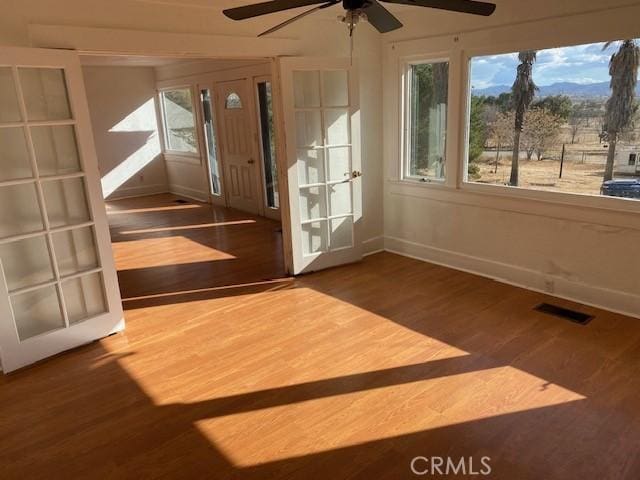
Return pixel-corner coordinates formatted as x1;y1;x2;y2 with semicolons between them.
382;1;640;317
82;65;167;199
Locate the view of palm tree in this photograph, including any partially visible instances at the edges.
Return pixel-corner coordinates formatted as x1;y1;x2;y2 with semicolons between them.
468;39;640;200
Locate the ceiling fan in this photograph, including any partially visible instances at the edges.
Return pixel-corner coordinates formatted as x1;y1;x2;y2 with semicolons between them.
223;0;496;37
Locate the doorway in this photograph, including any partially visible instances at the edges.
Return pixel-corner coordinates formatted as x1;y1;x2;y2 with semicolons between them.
198;74;280;221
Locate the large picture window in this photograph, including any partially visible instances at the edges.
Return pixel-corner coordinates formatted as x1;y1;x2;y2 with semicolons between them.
467;39;640;201
404;60;449;181
160;87;198;154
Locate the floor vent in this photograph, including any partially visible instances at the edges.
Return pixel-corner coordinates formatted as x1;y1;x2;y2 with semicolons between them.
174;199;189;204
534;303;594;325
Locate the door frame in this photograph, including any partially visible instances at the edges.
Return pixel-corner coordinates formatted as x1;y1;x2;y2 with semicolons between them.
76;49;297;274
211;77;265;216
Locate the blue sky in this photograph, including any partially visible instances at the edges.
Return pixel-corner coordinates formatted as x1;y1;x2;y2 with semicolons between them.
470;41;624;89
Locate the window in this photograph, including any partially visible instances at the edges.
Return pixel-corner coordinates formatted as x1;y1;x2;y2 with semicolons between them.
225;92;242;109
467;39;640;201
403;60;449;181
200;89;221;195
257;81;279;209
160;88;197;154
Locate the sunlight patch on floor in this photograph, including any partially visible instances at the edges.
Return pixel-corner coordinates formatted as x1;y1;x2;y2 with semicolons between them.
111;236;236;269
106;203;205;215
118;219;256;235
191;366;585;467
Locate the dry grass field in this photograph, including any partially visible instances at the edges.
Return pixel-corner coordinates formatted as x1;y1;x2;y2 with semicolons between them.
472;122;639;196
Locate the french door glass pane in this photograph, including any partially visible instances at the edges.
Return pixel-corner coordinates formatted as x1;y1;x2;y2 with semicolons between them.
0;67;22;122
326;147;350;182
12;285;65;341
0;127;33;181
325;109;349;145
301;221;327;255
329;182;352;216
19;68;72;121
298;149;325;185
0;235;54;291
322;70;348;107
295;111;322;148
52;226;99;276
330;216;353;250
42;177;91;228
62;272;107;324
31;125;81;176
0;183;44;238
294;71;320;108
299;186;326;221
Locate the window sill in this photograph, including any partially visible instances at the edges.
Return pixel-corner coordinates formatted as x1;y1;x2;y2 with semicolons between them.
461;181;640;216
163;151;201;165
390;178;450;189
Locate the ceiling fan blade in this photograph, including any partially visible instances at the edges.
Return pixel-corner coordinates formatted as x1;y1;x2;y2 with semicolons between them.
259;1;338;36
379;0;496;16
223;0;327;21
363;1;403;33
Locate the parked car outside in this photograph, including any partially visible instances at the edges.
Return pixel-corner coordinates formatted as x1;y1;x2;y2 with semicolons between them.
601;179;640;199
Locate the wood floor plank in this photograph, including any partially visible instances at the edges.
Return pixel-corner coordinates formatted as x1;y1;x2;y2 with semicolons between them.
1;193;639;479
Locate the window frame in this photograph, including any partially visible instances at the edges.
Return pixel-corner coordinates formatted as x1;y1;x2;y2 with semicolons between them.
158;85;200;159
459;36;640;214
400;55;451;185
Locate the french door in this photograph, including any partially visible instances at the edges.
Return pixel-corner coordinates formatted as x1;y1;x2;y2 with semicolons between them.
0;47;123;372
278;57;362;274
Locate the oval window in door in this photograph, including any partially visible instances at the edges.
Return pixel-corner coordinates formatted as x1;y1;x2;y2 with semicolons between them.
225;92;242;109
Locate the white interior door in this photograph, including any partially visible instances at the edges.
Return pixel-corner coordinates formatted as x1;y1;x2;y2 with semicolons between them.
214;79;261;215
0;47;123;373
278;57;362;274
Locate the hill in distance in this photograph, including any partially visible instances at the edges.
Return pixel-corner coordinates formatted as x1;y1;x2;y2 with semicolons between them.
472;81;640;99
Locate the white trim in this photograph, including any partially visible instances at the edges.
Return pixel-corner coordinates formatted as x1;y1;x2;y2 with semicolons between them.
168;184;208;202
383;236;640;320
363;236;384;256
400;55;450;184
158;85;200;158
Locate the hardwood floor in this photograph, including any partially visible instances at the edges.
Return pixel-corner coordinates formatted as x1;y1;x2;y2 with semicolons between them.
1;193;639;479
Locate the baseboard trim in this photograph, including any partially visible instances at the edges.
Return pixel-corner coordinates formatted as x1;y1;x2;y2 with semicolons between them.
168;185;209;203
104;184;168;200
384;235;640;319
363;235;384;257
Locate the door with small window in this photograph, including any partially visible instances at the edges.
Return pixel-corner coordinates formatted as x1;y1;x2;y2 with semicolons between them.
278;57;362;274
0;47;123;372
214;80;261;215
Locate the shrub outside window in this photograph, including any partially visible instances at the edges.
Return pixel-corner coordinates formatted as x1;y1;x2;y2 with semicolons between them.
160;88;198;154
403;60;449;182
467;39;640;202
